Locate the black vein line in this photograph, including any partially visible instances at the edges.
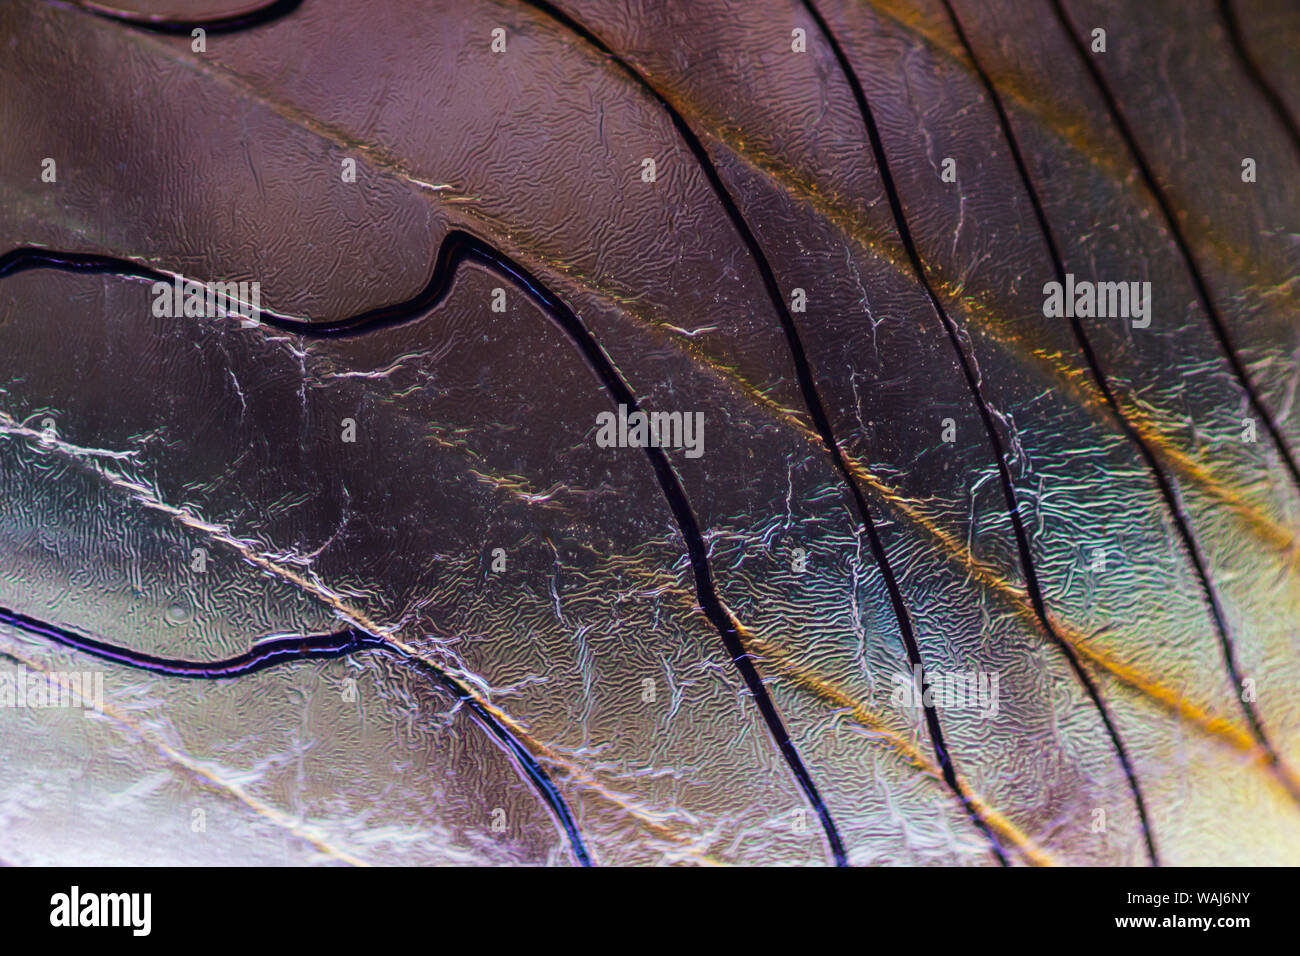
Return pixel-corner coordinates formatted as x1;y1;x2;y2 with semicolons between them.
510;0;1014;866
74;0;303;34
933;0;1180;862
0;230;850;863
1049;0;1300;497
1049;0;1300;802
799;0;1170;865
54;0;852;868
0;603;593;864
1219;0;1300;156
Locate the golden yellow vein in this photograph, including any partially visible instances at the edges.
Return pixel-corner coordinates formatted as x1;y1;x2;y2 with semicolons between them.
33;0;1296;794
55;0;1298;548
55;0;1294;567
0;412;725;863
845;0;1300;315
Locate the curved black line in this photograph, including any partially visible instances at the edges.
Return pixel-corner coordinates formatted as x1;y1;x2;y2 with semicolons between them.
77;0;861;864
1049;0;1300;801
799;0;1167;865
1048;0;1300;496
0;602;592;864
508;0;1008;866
1219;0;1300;156
51;0;1000;863
0;230;850;862
932;0;1179;861
77;0;303;34
0;604;374;678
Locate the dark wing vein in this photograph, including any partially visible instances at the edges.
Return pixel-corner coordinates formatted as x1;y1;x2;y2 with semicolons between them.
0;602;593;865
1049;0;1299;802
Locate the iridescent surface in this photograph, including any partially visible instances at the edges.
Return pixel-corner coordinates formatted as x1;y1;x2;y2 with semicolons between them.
0;0;1297;865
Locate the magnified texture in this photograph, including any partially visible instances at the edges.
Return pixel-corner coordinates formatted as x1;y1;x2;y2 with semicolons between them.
0;0;1297;866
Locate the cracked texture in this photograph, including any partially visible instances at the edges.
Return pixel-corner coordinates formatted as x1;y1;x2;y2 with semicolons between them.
0;0;1298;865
